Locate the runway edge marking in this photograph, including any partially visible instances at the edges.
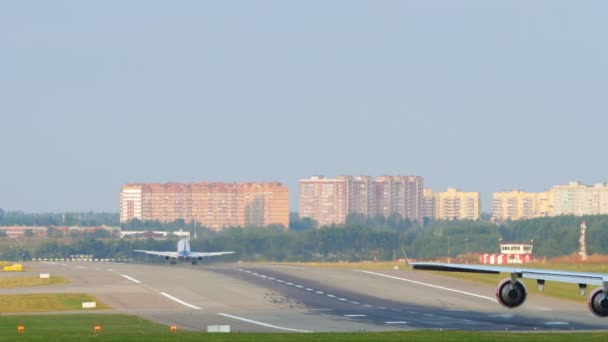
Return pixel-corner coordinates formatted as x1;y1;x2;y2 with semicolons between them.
160;292;202;310
354;270;494;302
120;274;142;284
217;313;312;333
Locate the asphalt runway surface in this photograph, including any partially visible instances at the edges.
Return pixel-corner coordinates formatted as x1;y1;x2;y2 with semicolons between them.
2;261;608;332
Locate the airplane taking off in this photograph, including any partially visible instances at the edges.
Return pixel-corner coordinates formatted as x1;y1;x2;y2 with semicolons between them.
134;238;234;265
405;253;608;317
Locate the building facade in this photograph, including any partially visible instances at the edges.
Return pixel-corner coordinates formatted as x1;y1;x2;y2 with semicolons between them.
299;175;424;226
431;188;481;220
120;182;289;230
492;190;550;221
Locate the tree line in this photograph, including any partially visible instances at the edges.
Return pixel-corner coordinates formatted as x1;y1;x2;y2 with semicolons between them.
0;209;119;227
2;214;608;262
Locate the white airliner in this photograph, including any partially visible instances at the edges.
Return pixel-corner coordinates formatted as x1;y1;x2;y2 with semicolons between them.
134;238;234;265
406;254;608;317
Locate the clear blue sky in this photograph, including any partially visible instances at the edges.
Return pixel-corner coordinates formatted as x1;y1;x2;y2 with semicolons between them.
1;1;606;213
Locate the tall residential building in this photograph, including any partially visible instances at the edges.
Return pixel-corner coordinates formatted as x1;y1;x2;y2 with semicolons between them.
299;176;349;226
492;189;551;221
373;176;424;222
120;182;289;230
423;189;435;219
432;188;481;220
549;181;608;216
299;175;424;226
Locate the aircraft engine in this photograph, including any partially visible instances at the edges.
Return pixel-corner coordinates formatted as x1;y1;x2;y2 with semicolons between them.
164;256;170;260
495;278;527;308
587;288;608;317
198;257;203;261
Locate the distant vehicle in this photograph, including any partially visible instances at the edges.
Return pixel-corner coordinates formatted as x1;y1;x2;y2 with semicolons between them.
407;256;608;317
134;238;234;265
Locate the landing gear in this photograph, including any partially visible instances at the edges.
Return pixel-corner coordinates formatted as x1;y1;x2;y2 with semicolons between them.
191;260;197;266
170;260;176;265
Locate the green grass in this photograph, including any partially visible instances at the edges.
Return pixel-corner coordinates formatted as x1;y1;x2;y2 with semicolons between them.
0;294;109;313
0;276;68;288
1;314;608;342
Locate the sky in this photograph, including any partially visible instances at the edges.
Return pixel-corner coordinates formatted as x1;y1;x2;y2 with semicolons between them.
1;1;607;213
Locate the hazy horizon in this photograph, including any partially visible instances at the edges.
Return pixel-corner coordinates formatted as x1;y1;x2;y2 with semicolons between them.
2;1;607;213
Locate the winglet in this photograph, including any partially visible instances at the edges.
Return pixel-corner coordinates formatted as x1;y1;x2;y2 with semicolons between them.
401;247;411;265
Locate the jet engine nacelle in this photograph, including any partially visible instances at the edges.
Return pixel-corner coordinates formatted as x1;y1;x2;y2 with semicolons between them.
588;288;608;317
496;278;527;308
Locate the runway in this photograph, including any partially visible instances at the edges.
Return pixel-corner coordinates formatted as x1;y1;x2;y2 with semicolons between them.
2;261;608;332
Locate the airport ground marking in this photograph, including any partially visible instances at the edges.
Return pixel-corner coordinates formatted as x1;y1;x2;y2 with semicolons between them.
355;270;494;302
120;274;142;284
386;321;409;324
217;313;312;333
344;314;367;317
159;292;202;310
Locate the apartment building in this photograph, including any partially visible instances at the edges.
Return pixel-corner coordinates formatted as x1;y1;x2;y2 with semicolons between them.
550;181;608;216
120;182;289;230
299;176;349;226
299;175;424;226
428;188;481;220
492;190;551;221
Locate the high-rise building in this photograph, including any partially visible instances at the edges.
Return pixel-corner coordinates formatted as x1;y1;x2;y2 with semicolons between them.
422;189;435;219
120;182;289;230
373;176;424;222
549;181;608;216
299;175;424;226
492;190;550;221
299;176;349;226
432;188;481;220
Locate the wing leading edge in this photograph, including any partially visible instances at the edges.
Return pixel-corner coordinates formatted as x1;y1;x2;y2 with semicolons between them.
409;261;608;287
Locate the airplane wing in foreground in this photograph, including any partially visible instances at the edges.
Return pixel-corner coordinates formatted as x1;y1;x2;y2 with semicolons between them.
409;261;608;287
407;259;608;317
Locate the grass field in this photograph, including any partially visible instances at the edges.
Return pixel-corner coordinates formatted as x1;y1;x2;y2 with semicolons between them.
1;314;607;342
0;294;109;313
0;276;68;288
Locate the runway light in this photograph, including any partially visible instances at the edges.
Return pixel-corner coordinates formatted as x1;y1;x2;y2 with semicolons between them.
170;325;177;332
17;325;25;332
93;325;102;332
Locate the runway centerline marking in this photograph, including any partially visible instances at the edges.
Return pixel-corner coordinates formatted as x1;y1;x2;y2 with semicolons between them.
160;292;202;310
217;313;312;333
386;321;409;324
121;274;142;284
355;270;494;302
345;314;367;317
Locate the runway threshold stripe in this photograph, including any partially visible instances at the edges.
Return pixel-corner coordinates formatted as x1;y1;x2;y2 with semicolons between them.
160;292;202;310
217;313;312;333
355;270;494;302
121;274;141;284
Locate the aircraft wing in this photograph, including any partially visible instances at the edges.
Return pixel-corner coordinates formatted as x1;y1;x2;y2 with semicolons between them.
189;251;235;258
409;261;608;287
133;250;178;258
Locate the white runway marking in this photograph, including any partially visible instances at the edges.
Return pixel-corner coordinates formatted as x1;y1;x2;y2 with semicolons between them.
350;301;360;305
160;292;202;310
121;274;142;284
386;321;409;324
267;265;305;269
344;314;367;317
306;288;313;291
315;291;324;294
338;298;347;301
217;313;312;332
545;322;569;325
355;270;494;302
75;266;87;269
286;282;293;286
295;285;303;288
277;280;285;283
327;294;336;298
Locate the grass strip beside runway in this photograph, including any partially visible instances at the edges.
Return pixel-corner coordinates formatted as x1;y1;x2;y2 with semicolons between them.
0;276;68;288
0;294;108;313
1;314;608;341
